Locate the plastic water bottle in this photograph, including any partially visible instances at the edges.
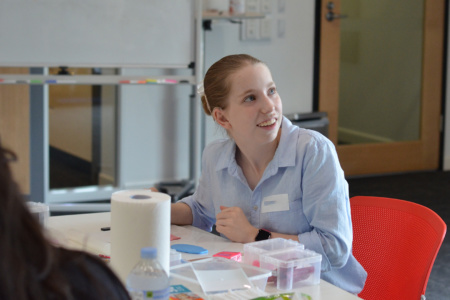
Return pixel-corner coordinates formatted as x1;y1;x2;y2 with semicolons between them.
126;247;170;300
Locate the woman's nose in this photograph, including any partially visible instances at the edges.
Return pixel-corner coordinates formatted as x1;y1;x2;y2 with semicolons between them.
260;95;274;113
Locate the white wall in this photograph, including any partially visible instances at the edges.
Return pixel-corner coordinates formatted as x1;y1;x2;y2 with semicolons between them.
203;0;315;144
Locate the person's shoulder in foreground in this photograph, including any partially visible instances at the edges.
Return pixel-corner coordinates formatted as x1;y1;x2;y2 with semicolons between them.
58;247;131;300
0;142;130;300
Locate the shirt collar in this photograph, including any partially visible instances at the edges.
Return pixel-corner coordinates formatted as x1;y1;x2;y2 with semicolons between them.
215;139;237;172
275;116;298;168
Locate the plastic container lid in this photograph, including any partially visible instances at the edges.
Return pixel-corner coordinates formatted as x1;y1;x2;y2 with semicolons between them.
170;257;272;292
243;238;304;267
191;257;253;294
263;248;321;268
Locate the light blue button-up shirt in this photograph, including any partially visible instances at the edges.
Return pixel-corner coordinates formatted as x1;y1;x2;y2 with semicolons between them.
180;116;367;294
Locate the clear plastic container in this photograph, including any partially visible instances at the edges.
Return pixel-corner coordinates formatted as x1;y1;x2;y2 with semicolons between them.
191;257;252;295
240;262;273;291
259;248;322;290
170;263;199;285
126;247;170;300
170;249;182;267
170;257;272;291
243;238;304;267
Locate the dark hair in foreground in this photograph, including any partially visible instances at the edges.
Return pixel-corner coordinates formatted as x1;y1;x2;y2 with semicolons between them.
0;143;130;300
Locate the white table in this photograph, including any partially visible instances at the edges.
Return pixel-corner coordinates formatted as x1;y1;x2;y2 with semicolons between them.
47;212;361;300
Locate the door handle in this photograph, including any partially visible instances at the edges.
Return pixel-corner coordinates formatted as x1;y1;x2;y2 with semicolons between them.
326;11;348;21
325;1;348;22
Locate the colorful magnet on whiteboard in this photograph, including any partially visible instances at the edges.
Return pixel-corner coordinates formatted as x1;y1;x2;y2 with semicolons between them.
164;79;178;84
126;80;146;84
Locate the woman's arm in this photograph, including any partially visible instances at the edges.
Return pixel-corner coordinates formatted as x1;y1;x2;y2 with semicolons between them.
299;134;352;270
150;187;193;226
216;206;300;243
171;202;193;225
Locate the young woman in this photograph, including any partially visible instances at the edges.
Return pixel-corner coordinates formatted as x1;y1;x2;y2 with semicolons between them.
0;143;130;300
170;54;367;294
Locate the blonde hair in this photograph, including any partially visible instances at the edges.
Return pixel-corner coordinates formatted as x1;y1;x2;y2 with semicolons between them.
201;54;263;116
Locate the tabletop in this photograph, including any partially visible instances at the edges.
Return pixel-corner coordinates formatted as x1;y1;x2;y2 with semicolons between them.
47;212;362;300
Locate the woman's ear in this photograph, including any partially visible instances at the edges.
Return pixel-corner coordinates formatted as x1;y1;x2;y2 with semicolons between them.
213;108;231;130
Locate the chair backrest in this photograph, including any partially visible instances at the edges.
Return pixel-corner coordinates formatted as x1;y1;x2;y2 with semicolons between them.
350;196;447;300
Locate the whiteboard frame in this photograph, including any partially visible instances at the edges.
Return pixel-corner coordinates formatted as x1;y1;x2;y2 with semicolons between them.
24;0;204;208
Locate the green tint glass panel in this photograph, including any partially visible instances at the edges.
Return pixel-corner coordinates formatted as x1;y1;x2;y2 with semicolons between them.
338;0;424;145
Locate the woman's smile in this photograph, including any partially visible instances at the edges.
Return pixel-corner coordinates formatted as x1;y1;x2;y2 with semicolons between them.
257;117;277;127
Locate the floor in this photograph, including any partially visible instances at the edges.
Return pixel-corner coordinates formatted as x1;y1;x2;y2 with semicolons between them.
347;171;450;300
50;152;449;299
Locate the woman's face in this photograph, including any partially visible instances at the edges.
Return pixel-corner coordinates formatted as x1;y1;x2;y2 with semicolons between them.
216;63;282;147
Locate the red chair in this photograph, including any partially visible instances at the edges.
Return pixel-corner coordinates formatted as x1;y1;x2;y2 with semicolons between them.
350;196;447;300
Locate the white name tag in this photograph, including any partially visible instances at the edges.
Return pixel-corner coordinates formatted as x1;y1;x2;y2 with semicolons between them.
261;194;290;213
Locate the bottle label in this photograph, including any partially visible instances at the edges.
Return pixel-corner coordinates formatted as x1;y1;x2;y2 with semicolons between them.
129;287;170;300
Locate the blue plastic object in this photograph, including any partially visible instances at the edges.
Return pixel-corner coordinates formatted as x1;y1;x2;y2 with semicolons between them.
171;244;208;254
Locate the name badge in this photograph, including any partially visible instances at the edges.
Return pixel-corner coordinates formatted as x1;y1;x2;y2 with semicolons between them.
261;194;289;213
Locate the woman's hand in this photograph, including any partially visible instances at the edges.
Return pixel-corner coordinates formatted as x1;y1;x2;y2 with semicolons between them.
215;206;258;243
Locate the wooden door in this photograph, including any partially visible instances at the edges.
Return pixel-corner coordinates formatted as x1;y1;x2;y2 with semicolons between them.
318;0;444;176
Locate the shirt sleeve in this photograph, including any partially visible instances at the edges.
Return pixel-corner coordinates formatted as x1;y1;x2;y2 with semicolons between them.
178;144;217;232
297;133;352;272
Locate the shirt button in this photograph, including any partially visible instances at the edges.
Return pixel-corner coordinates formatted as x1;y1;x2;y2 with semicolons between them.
253;206;258;211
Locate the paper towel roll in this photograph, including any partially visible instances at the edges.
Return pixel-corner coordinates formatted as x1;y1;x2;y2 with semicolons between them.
110;190;171;282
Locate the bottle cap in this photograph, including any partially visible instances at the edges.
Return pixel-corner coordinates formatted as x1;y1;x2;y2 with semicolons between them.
141;247;157;259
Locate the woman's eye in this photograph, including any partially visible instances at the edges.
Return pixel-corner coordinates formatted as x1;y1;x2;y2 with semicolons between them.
268;87;276;95
244;95;256;102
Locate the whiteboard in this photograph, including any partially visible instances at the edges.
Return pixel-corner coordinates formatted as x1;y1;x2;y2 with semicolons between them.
0;0;195;67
